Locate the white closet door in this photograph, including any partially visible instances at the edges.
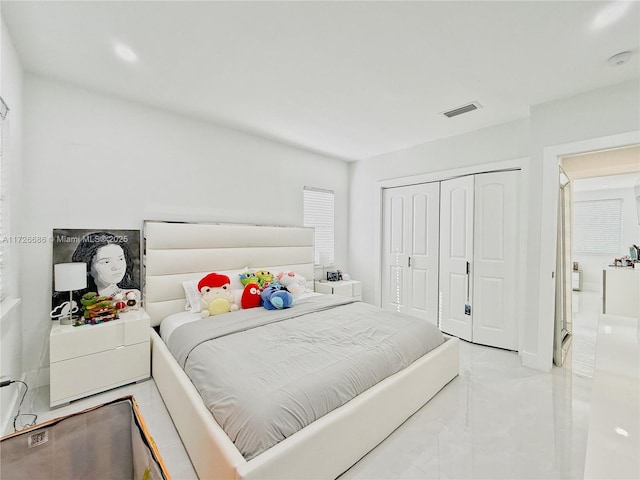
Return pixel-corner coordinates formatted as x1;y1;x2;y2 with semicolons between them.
382;183;440;324
382;188;409;313
472;171;519;350
439;176;474;341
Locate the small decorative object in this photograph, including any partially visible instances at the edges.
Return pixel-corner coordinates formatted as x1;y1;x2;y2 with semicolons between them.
326;270;342;282
113;291;127;311
79;292;119;325
198;273;239;318
573;262;579;271
125;290;140;310
241;283;262;309
239;271;259;287
276;271;308;298
255;270;274;289
261;285;294;310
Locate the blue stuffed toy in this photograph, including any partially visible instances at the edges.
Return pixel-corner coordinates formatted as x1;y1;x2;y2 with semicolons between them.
261;285;295;310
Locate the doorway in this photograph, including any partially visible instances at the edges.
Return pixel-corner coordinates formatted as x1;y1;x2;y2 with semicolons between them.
555;145;640;372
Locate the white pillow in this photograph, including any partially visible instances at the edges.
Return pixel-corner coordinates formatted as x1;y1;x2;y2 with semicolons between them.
182;280;201;314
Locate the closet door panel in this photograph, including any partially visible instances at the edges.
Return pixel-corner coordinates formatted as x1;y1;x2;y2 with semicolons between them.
472;171;519;350
439;176;474;341
407;185;440;324
382;183;439;324
410;269;428;312
382;190;409;312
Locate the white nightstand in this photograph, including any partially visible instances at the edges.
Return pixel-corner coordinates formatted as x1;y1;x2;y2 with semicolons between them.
49;309;150;407
314;280;362;301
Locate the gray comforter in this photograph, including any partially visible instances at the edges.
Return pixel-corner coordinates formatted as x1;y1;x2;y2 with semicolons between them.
167;294;445;460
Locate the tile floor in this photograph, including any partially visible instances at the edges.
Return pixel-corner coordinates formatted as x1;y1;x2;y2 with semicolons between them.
10;290;615;479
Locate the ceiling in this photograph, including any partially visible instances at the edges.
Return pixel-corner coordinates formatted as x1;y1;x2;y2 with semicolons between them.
2;1;639;161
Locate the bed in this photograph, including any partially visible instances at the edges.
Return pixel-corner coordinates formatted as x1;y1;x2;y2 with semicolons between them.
144;221;459;480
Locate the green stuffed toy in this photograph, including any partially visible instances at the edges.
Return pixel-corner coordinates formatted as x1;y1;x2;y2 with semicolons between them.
239;271;259;287
255;270;274;289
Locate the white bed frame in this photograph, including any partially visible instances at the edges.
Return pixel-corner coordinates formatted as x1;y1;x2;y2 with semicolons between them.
144;221;459;480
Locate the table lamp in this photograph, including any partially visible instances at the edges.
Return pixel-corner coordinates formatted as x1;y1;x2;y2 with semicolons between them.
54;263;87;325
319;251;331;283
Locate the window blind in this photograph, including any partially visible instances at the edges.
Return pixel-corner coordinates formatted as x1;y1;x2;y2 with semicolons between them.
303;187;334;265
573;199;623;255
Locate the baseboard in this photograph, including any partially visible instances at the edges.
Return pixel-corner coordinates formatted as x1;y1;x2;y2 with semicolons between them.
24;367;50;389
521;350;552;372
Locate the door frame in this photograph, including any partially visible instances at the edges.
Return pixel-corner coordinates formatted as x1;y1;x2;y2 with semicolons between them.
536;130;640;370
374;157;529;354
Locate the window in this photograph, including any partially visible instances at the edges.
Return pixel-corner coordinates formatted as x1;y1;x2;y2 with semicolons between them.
303;187;334;265
573;199;623;255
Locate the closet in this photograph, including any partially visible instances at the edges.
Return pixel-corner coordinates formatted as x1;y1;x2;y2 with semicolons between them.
382;170;520;351
381;183;440;324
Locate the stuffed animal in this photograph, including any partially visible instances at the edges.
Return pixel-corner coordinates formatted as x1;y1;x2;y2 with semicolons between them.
80;292;118;324
198;273;239;318
261;285;295;310
241;283;262;309
255;270;274;289
276;271;308;298
239;271;259;287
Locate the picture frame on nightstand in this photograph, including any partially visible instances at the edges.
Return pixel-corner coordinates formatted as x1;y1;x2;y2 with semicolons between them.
51;229;142;321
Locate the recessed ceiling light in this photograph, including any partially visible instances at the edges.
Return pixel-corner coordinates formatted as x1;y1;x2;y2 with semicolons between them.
614;427;629;437
591;1;632;31
114;42;138;63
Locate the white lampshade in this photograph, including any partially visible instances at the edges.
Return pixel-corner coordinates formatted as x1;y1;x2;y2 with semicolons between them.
319;251;331;266
54;263;87;292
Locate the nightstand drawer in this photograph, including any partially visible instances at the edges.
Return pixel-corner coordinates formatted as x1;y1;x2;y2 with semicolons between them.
314;280;362;300
50;342;149;406
125;315;150;345
50;320;125;362
333;283;354;297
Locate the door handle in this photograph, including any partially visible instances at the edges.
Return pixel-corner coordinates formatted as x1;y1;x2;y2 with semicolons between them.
408;256;412;267
465;261;471;303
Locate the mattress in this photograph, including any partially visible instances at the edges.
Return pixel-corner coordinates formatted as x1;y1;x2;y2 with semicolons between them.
165;294;445;460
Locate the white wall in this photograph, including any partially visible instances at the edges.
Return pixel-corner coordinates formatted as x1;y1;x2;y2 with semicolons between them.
572;183;640;289
349;79;640;371
0;17;24;433
20;74;350;379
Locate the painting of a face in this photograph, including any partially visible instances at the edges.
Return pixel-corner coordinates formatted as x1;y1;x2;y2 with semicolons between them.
51;228;141;320
91;244;127;288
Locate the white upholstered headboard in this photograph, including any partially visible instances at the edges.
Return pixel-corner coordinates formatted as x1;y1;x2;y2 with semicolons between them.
143;221;315;327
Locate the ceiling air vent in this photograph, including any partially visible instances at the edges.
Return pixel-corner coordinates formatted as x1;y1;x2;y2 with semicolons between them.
442;102;482;118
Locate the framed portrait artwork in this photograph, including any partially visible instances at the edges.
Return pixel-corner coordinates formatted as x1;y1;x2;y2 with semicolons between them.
51;229;141;321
